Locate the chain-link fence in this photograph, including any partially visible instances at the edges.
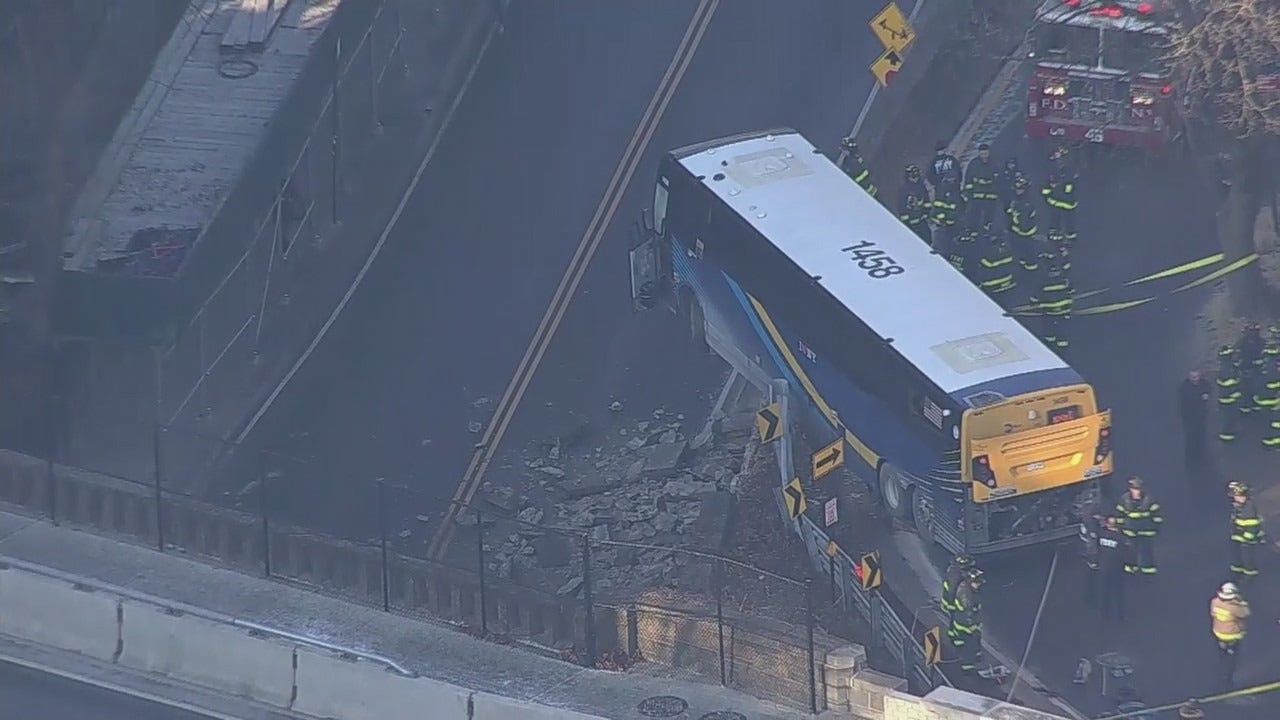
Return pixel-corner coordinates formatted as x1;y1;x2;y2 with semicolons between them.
157;0;407;433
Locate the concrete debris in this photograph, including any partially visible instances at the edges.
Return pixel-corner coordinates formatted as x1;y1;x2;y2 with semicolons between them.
482;404;749;598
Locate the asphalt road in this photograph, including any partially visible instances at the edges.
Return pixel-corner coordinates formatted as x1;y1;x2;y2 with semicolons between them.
248;1;878;542
960;121;1280;717
0;661;217;720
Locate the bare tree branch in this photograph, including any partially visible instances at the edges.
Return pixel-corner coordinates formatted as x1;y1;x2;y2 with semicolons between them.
1167;0;1280;137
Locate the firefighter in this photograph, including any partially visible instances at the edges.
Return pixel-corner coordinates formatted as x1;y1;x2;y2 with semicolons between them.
1252;352;1278;417
931;180;962;248
1216;345;1242;442
1210;582;1250;689
940;554;974;616
963;143;998;228
996;156;1022;216
949;223;978;276
949;567;986;674
1094;514;1130;621
839;137;877;198
1179;369;1211;468
1237;322;1265;418
1006;174;1039;273
976;222;1016;305
1265;330;1280;449
1228;481;1265;584
1030;245;1072;352
898;164;932;243
929;140;961;189
1115;476;1162;575
1042;146;1079;242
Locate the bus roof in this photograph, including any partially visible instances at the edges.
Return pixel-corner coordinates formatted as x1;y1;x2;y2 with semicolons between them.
673;130;1074;398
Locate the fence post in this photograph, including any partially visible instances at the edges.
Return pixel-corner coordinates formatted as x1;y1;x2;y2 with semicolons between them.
828;553;836;603
581;534;597;668
716;560;727;686
331;35;342;225
259;453;272;577
870;589;884;648
376;478;390;612
805;577;818;715
152;421;165;552
476;507;488;636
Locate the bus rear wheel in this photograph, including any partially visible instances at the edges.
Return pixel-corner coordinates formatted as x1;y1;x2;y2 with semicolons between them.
877;462;911;521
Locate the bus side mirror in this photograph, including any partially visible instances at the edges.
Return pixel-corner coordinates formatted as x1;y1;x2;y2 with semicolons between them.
641;208;654;233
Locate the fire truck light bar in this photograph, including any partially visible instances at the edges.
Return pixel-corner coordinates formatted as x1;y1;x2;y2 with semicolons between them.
1061;0;1156;15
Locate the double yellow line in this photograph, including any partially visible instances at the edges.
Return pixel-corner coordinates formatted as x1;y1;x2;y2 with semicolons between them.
426;0;721;561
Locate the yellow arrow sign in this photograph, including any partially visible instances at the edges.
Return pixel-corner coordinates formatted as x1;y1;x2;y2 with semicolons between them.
870;49;904;88
859;550;882;590
756;403;782;444
783;477;807;520
812;438;845;481
870;2;916;53
923;626;942;667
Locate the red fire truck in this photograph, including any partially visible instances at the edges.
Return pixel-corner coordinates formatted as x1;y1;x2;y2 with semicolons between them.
1027;0;1179;150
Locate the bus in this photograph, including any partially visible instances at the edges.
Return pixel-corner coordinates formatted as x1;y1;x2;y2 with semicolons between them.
628;129;1112;554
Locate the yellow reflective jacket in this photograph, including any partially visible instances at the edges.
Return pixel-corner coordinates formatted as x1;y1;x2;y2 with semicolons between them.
1210;596;1249;641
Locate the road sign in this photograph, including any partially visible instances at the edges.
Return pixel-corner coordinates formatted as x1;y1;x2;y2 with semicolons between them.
870;49;903;88
827;539;840;557
870;2;916;53
756;403;782;444
858;550;882;590
812;438;845;480
783;477;807;520
923;626;942;667
824;497;838;527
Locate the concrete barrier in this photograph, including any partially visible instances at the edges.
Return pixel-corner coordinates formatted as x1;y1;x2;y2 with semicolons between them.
0;564;120;661
292;646;469;719
118;601;297;707
470;691;606;720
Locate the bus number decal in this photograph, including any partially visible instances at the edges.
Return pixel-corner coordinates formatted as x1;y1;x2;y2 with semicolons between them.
841;241;905;279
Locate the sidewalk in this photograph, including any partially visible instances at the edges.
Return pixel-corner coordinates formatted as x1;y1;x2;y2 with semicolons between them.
0;508;809;720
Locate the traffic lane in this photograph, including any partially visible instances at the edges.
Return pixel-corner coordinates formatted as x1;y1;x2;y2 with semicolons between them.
250;1;701;533
0;661;221;720
475;0;882;509
974;123;1261;712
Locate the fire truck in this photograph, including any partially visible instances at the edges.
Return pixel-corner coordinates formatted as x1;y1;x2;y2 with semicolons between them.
1027;0;1179;150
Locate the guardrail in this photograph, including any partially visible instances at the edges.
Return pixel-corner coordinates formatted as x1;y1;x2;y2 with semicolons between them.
762;377;952;693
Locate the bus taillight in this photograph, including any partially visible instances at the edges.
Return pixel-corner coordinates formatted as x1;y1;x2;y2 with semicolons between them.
1094;427;1113;465
972;455;997;488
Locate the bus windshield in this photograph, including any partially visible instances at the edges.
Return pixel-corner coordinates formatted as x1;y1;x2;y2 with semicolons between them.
1036;22;1098;68
1101;29;1168;75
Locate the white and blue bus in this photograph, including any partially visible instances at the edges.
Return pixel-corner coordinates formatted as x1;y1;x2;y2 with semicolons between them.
629;129;1112;554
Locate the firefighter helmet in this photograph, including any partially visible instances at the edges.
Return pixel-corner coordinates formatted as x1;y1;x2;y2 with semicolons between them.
967;567;986;586
1219;344;1235;358
1219;582;1239;600
954;554;974;568
1228;480;1249;497
842;137;858;152
1013;173;1030;192
905;164;921;181
1127;476;1144;490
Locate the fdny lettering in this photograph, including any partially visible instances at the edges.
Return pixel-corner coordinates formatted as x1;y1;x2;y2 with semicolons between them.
1042;98;1067;112
840;240;906;279
1099;537;1118;549
1130;106;1153;120
798;339;817;363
